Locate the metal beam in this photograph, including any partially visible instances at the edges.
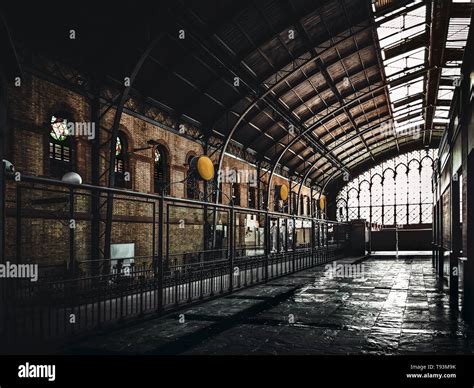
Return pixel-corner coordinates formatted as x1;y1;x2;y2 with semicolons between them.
103;33;165;267
163;8;353;204
424;0;450;146
264;66;432;208
244;61;380;152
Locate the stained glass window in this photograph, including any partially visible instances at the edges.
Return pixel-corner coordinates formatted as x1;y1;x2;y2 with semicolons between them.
231;177;240;206
248;185;256;209
50;115;69;141
154;146;168;194
49;115;72;178
115;136;123;157
114;134;127;188
186;155;199;200
154;148;161;162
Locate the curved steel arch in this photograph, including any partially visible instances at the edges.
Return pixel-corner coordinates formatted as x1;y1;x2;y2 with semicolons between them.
213;22;377;206
103;33;165;264
211;20;386;207
294;115;394;199
274;61;435;185
242;47;379;141
188;3;347;122
318;131;437;184
279;97;388;170
316;169;340;219
265;67;432;210
212;0;429;210
295;159;328;214
289;102;390;171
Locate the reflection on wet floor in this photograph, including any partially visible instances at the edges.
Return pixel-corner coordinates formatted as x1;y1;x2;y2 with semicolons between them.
184;257;474;355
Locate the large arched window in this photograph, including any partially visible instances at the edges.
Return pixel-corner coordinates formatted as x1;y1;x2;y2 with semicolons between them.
383;169;395;225
153;146;168;194
231;173;240;206
49;114;73;178
114;133;128;188
291;192;297;215
395;164;408;225
336;149;437;226
248;184;256;208
408;159;421;224
186;155;199;199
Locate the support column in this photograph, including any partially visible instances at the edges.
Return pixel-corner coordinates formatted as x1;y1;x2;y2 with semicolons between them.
465;150;474;320
90;77;101;276
292;216;296;272
0;67;6;267
438;180;444;279
256;163;261;210
229;205;234;291
432;200;437;269
450;169;460;307
264;212;269;282
0;63;7;340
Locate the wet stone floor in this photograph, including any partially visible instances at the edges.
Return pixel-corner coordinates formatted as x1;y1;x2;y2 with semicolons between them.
183;257;474;355
72;257;474;355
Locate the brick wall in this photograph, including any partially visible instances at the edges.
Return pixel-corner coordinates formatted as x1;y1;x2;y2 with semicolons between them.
5;71;316;273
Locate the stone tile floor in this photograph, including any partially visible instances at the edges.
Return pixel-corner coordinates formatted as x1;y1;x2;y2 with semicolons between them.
70;256;474;355
186;257;473;355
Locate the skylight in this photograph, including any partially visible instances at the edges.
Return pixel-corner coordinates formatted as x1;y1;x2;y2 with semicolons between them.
374;0;472;140
376;1;427;138
446;18;471;49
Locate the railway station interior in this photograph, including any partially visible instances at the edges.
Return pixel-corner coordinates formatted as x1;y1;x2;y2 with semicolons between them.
1;0;474;357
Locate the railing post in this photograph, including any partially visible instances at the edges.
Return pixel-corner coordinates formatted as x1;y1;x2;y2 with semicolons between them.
229;205;234;292
292;216;296;272
157;193;164;314
450;170;460;307
311;218;315;266
69;187;75;275
139;276;144;316
0;161;5;339
264;212;269;282
187;268;193;303
16;185;21;264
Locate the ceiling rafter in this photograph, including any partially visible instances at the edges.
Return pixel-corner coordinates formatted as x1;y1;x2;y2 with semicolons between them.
286;0;375;163
167;2;351;177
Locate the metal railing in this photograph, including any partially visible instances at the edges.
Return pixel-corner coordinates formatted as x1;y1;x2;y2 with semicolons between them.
1;175;349;343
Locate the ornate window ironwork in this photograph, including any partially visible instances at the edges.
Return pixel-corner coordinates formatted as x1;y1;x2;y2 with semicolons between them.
248;184;256;209
336;149;437;226
186;155;199;200
153;146;168;194
231;178;240;206
114;133;127;188
49;115;72;178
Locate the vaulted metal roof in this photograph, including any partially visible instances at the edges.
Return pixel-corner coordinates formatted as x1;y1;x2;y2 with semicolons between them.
2;0;473;189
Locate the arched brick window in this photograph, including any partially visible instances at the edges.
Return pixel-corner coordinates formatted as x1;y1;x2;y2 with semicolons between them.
49;114;73;178
153;145;169;194
114;133;129;188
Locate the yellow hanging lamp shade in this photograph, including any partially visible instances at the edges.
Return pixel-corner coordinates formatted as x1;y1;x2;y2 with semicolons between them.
276;185;289;201
319;195;326;211
195;155;215;181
